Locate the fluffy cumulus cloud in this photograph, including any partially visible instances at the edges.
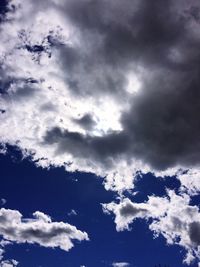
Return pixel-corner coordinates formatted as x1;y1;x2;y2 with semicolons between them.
1;0;200;191
103;190;200;265
0;208;88;252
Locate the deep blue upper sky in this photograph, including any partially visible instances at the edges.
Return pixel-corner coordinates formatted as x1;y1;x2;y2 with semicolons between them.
0;147;197;267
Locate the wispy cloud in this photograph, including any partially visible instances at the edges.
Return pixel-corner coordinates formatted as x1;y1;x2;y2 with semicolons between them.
112;262;130;267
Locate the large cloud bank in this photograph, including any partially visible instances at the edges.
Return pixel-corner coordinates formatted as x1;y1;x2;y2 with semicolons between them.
1;0;200;190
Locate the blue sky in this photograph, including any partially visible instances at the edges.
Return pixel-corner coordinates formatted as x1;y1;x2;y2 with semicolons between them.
0;147;198;267
0;1;200;266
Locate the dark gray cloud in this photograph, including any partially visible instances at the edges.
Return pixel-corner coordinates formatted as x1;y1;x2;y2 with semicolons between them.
119;203;147;218
189;222;200;246
42;0;200;171
73;113;96;131
44;127;129;168
61;0;187;68
121;69;200;170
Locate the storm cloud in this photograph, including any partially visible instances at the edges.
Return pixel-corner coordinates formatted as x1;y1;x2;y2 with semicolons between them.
40;0;200;174
0;0;199;190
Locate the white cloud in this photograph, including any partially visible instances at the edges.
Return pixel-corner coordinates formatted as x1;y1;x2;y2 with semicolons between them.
0;144;7;155
112;262;130;267
68;209;77;216
0;240;18;267
0;260;18;267
0;249;4;261
177;169;200;196
0;208;89;252
103;190;200;265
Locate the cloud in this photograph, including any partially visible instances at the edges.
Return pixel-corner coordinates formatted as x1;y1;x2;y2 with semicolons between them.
0;260;18;267
0;1;200;264
72;113;96;131
103;190;200;265
0;208;88;252
0;199;6;206
0;245;18;267
189;222;200;246
177;169;200;195
1;0;200;193
68;209;77;217
112;262;130;267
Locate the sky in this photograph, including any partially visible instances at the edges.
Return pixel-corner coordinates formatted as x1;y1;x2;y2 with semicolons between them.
0;0;200;266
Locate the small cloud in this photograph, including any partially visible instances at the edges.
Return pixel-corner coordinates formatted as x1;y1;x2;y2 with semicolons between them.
0;199;6;206
0;259;18;267
0;208;88;252
0;145;7;155
112;262;130;267
73;113;96;131
68;209;77;216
